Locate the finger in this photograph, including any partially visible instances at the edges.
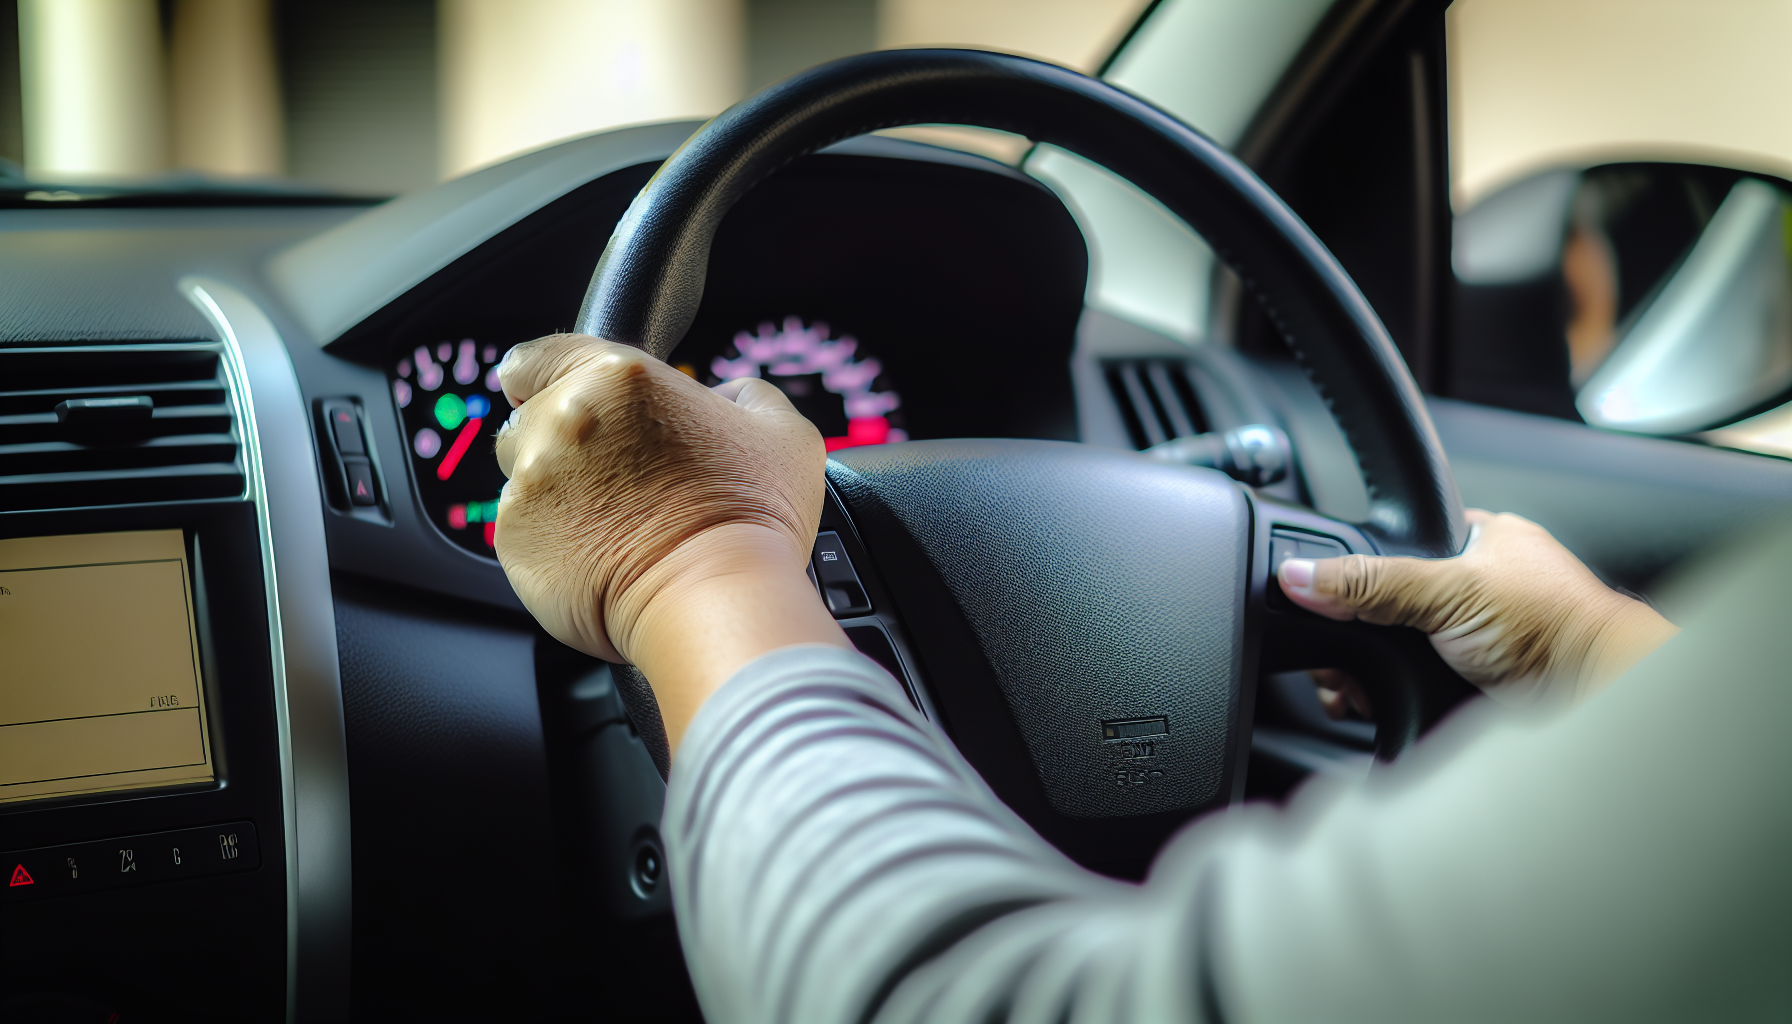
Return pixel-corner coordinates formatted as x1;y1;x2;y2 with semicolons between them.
723;377;803;417
1279;558;1356;620
1309;667;1372;721
1280;552;1460;631
712;377;755;402
1316;686;1350;720
495;340;663;477
496;333;620;408
494;404;525;478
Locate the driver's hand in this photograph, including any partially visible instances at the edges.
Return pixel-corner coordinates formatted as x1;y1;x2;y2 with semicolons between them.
1277;510;1679;705
491;333;827;665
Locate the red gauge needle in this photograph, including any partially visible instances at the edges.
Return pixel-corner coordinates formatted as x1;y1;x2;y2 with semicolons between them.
436;416;483;481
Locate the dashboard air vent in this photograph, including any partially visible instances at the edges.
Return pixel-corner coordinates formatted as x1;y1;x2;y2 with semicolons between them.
1104;359;1208;450
0;344;245;512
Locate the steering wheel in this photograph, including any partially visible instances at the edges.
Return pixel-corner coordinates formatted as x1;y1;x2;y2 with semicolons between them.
575;50;1474;866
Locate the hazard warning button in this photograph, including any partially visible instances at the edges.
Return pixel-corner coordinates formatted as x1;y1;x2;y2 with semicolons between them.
9;863;32;887
345;457;378;507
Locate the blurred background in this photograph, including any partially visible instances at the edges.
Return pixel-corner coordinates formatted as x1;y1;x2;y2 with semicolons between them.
0;0;1786;204
0;0;1787;451
0;0;1151;194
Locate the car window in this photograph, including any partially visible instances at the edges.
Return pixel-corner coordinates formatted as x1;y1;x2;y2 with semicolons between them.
1027;0;1335;343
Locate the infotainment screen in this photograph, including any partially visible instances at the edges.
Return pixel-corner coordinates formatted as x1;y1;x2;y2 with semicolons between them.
0;530;215;803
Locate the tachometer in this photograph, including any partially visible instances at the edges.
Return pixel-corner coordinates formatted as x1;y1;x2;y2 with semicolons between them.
701;316;906;451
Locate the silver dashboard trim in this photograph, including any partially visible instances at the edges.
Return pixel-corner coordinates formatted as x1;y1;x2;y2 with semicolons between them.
184;278;351;1023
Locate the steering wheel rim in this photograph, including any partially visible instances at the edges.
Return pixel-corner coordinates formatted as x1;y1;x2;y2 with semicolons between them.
578;48;1464;557
580;50;1472;846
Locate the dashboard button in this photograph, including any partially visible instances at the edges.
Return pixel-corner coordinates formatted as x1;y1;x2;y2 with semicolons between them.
345;458;379;506
812;531;872;617
2;822;260;904
325;400;365;455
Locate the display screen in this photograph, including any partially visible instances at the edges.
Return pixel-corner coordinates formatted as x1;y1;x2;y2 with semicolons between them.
0;530;215;803
390;318;903;557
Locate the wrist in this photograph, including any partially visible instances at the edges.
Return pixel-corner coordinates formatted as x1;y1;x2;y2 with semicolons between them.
1573;595;1680;699
610;523;849;753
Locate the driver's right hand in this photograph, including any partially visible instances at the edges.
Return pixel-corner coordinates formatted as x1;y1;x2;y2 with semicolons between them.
490;333;828;666
1278;510;1680;706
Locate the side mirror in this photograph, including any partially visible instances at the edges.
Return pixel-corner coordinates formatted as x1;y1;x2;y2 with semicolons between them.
1577;176;1792;435
1451;163;1792;445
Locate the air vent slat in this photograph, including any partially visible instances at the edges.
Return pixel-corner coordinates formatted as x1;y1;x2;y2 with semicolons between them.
1147;363;1198;439
0;436;239;476
0;407;234;445
0;382;226;416
0;345;245;512
1103;358;1210;451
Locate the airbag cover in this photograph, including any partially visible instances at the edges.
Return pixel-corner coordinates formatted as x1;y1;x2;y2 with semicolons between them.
829;439;1249;818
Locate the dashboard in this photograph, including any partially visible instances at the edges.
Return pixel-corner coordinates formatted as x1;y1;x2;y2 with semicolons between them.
363;145;1087;562
4;123;1790;1023
0;131;1093;1022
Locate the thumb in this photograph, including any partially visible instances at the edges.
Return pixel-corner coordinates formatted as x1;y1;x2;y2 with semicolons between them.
1279;552;1463;632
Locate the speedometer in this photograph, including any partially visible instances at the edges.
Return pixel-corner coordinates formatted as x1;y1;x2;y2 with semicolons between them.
391;318;902;558
391;338;512;556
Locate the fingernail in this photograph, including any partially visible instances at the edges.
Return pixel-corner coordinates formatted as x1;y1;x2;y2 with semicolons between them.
1280;558;1316;590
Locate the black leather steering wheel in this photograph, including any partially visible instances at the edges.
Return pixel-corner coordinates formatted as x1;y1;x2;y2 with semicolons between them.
576;50;1473;863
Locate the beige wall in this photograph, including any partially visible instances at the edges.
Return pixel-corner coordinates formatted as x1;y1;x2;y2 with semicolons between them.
439;0;745;179
18;0;167;179
877;0;1150;73
1449;0;1792;207
870;0;1150;162
170;0;283;178
439;0;1147;179
14;0;1150;187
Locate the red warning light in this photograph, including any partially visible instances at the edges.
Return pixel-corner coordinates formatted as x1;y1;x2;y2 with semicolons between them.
9;863;33;887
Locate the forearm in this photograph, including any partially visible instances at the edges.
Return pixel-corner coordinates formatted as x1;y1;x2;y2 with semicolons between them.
664;646;1151;1023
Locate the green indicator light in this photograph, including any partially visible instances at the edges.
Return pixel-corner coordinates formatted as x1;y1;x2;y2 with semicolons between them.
434;393;467;430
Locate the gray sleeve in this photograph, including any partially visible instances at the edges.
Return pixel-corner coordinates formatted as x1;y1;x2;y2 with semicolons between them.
664;525;1792;1024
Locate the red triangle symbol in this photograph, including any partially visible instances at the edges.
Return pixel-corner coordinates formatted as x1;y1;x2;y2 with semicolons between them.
355;480;369;497
9;863;32;887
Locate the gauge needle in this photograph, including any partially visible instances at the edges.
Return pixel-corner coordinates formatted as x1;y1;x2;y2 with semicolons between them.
436;416;483;481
